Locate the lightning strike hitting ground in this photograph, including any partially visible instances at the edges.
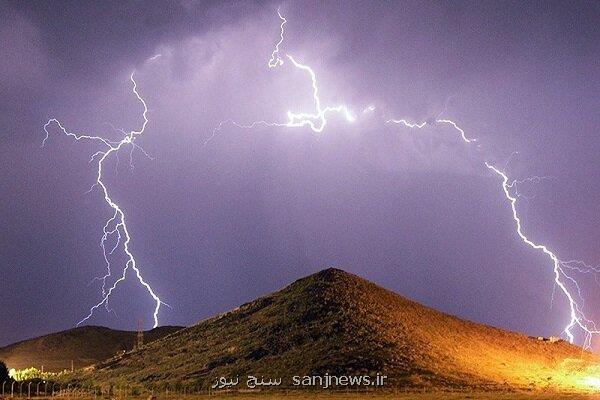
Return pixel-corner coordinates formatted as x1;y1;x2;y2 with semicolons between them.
485;162;600;347
42;73;165;328
211;7;600;347
387;118;600;347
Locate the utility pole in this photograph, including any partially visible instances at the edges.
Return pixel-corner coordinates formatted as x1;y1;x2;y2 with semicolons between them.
136;319;144;350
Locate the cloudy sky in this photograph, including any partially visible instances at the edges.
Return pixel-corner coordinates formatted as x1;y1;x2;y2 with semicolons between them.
1;0;599;348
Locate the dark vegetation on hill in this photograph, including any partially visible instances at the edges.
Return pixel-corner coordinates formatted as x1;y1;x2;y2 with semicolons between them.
71;268;598;392
0;326;182;372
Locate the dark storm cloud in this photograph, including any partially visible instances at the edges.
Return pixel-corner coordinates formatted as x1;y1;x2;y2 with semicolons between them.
1;1;599;348
4;0;267;82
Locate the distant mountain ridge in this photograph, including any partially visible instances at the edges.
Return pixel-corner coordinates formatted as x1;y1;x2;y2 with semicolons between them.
74;268;598;392
0;325;182;372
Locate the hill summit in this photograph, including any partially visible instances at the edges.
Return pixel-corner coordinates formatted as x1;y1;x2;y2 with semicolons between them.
77;267;599;392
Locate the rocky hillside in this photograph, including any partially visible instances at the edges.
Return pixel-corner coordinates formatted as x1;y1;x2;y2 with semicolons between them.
78;268;598;392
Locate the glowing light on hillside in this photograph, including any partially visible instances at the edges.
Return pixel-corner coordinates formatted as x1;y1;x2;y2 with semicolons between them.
581;376;600;390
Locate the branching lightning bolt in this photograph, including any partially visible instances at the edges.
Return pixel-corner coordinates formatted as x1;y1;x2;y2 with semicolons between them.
387;117;600;347
42;73;166;328
210;7;600;348
205;7;354;146
485;163;600;347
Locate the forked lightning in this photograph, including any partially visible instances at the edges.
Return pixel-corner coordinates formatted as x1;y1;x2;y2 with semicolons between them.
43;73;165;328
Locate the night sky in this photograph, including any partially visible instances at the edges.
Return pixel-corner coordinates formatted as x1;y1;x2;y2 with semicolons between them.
1;1;600;348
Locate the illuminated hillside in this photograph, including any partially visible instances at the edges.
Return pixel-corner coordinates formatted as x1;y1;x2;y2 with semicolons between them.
72;268;600;393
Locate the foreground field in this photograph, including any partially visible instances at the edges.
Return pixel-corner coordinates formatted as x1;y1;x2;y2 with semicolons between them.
145;393;600;400
20;392;600;400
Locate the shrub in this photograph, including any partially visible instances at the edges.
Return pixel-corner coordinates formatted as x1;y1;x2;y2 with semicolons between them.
0;361;9;382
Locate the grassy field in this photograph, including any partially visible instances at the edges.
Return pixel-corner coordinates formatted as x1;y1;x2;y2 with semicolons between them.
26;392;600;400
153;393;600;400
192;394;599;400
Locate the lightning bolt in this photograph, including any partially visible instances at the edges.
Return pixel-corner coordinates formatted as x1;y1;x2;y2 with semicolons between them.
386;118;475;143
267;7;286;68
485;162;600;347
387;117;600;346
205;7;355;146
209;7;600;348
42;72;165;328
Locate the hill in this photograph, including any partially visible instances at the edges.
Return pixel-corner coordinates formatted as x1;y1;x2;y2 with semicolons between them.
0;325;182;372
77;268;600;392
